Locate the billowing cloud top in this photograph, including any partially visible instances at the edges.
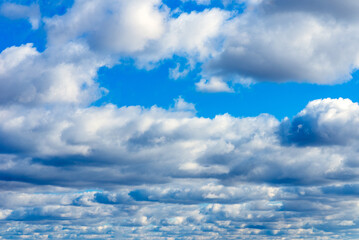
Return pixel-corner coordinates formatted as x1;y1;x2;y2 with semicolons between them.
1;0;359;239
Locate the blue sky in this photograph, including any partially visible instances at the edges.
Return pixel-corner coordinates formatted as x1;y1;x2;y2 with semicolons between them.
95;62;359;119
2;0;359;239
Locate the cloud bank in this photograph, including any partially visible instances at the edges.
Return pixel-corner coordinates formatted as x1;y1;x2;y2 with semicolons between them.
1;0;359;239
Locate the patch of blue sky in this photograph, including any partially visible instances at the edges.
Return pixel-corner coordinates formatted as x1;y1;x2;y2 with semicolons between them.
37;0;74;17
0;15;46;51
94;59;359;120
3;0;74;17
0;0;74;52
163;0;246;13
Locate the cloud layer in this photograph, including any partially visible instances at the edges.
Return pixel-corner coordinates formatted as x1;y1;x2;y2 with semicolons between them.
1;0;359;239
2;96;359;238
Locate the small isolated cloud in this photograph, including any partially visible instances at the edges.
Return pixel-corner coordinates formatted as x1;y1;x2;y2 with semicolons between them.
172;96;196;113
169;63;190;80
196;76;233;92
0;3;41;29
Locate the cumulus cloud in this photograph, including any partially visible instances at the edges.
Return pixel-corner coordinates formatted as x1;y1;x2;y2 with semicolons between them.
0;103;276;186
142;8;229;63
0;43;108;105
44;0;229;68
41;0;359;85
2;182;359;238
6;0;359;87
172;96;196;113
196;76;233;92
1;91;359;236
206;0;359;84
280;98;359;146
45;0;166;54
1;98;359;188
2;0;359;238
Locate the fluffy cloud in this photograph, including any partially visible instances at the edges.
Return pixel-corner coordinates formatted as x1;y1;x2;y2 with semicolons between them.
6;0;359;87
44;0;229;69
1;85;359;236
0;43;108;105
2;0;359;238
1;97;359;238
280;98;359;146
43;0;359;85
206;0;359;84
1;98;359;188
1;182;359;238
45;0;166;54
0;102;277;186
196;76;233;92
136;8;229;65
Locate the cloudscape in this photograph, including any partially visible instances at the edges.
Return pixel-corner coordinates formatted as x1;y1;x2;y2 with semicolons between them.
2;0;359;239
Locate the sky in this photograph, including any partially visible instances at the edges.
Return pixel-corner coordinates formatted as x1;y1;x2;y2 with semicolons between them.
2;0;359;239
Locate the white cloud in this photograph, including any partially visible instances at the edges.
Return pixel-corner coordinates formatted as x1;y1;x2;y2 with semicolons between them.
172;96;196;113
45;0;229;68
207;0;359;84
45;0;166;54
2;0;359;238
1;96;359;237
280;98;359;146
196;76;233;92
0;42;108;105
156;8;228;60
0;43;39;73
169;63;190;80
2;98;359;188
6;0;359;87
0;3;41;29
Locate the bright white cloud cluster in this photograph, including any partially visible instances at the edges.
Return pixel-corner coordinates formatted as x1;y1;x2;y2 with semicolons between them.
137;8;229;65
280;98;359;146
0;43;107;105
45;0;166;54
45;0;228;67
